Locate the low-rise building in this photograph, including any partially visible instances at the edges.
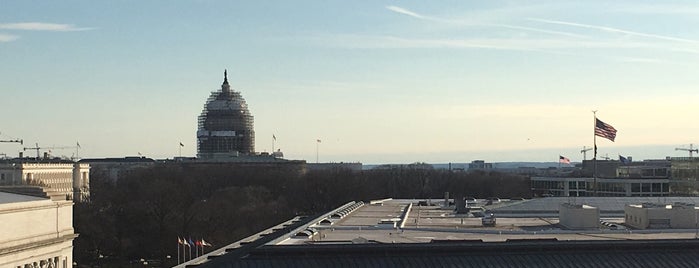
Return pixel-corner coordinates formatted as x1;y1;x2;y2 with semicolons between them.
624;202;699;229
531;177;669;197
79;157;154;183
468;160;492;171
0;191;75;267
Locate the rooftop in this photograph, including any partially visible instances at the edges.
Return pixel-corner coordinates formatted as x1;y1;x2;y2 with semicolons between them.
179;197;699;267
0;191;49;205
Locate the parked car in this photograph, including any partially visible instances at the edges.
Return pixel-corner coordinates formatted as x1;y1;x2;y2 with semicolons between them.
482;213;496;226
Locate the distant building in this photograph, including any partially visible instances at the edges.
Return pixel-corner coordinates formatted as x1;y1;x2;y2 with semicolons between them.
79;156;155;183
617;160;670;179
197;70;255;159
669;157;699;195
0;159;90;202
468;160;492;171
581;159;619;178
532;158;676;197
531;177;669;197
0;191;75;267
306;162;363;172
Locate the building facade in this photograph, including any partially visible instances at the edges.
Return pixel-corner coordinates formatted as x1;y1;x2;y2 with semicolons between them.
624;202;699;229
79;157;154;183
669;157;699;195
531;177;670;197
0;160;90;202
197;70;255;159
0;191;75;268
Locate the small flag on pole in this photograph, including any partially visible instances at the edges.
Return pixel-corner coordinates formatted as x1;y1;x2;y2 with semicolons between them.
273;134;276;141
619;155;630;165
76;141;81;148
201;239;212;247
180;142;184;147
559;155;571;164
595;118;617;142
317;139;321;143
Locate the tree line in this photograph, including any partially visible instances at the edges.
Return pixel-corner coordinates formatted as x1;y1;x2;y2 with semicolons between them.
74;163;530;267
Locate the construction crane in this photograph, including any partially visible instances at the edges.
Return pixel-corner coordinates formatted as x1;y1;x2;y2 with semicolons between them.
23;143;79;159
0;139;23;145
581;146;592;161
676;143;698;157
0;131;23;145
23;143;41;158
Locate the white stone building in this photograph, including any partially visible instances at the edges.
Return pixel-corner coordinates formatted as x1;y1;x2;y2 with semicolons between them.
0;160;90;202
0;191;75;268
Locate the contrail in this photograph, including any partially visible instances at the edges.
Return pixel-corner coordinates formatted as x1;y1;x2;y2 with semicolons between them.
386;6;587;39
386;6;426;20
528;18;697;43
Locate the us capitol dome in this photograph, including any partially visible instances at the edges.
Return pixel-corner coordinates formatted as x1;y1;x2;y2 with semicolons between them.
197;70;255;159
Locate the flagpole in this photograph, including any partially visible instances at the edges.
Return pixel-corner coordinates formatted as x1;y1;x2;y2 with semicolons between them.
592;110;598;197
177;239;180;265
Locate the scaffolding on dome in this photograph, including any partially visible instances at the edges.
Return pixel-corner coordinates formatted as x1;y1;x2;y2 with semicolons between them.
197;73;255;159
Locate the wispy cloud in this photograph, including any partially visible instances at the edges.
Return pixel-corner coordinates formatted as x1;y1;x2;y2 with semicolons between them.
527;18;698;43
613;57;668;64
312;34;651;51
0;33;19;42
385;5;586;39
386;5;426;20
0;22;93;32
494;24;586;39
612;4;699;15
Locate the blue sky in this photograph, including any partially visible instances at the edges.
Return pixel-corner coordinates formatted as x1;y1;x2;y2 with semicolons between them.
1;1;698;164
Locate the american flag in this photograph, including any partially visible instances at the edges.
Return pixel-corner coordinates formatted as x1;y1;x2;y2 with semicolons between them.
559;155;571;164
595;118;617;142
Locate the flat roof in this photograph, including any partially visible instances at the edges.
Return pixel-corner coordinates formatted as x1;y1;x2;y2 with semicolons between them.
0;191;48;204
182;197;699;267
492;196;699;215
